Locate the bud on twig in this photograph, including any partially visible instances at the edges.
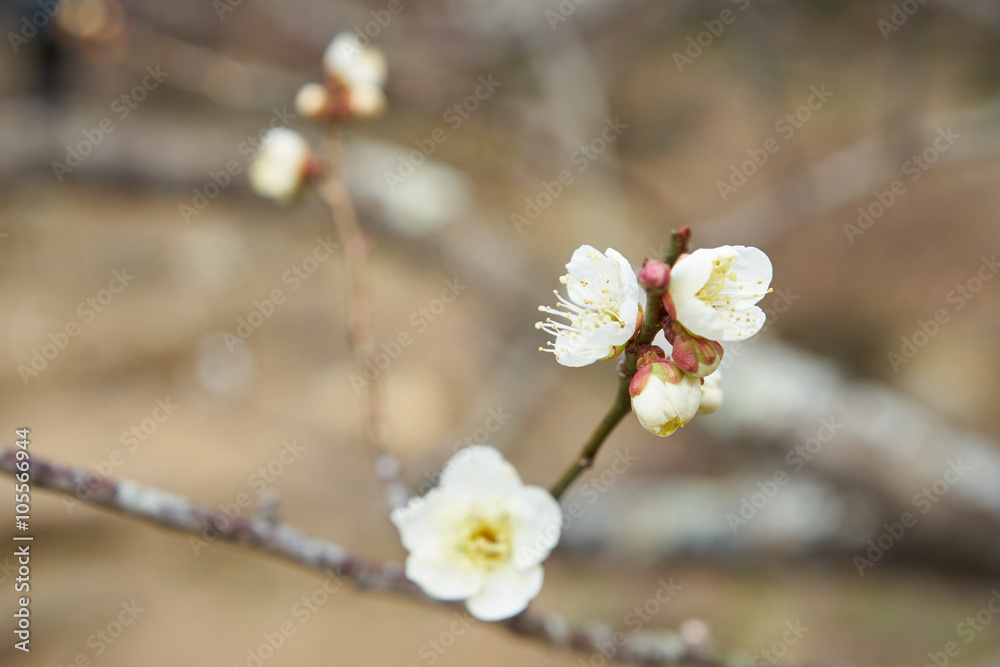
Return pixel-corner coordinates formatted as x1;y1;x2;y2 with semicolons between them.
663;318;724;378
638;258;671;293
628;360;701;437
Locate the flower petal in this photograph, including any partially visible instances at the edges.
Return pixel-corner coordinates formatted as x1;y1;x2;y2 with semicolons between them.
438;445;523;503
465;565;544;621
511;486;563;568
698;371;723;415
406;555;484;601
674;298;725;340
668;248;714;303
605;247;645;307
390;487;458;558
718;304;766;340
715;246;772;308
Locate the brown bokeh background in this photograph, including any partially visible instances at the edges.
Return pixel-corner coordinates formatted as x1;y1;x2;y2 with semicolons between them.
2;0;1000;665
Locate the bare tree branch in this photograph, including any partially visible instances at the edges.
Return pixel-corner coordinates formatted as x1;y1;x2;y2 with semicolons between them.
0;444;729;666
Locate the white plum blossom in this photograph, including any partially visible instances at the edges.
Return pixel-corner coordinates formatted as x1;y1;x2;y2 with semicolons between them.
697;370;723;415
537;245;645;367
248;128;314;203
667;245;772;341
323;33;388;90
390;446;562;621
629;360;702;437
310;33;389;121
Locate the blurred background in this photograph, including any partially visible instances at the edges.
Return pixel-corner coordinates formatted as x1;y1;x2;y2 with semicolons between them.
2;0;1000;664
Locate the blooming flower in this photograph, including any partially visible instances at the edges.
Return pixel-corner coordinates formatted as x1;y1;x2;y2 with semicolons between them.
629;360;702;436
248;128;315;203
698;370;723;415
537;245;645;367
666;245;772;341
391;446;562;621
322;32;388;119
323;32;388;90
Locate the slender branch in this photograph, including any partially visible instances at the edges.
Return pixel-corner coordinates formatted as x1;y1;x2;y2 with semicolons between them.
550;228;692;501
0;446;727;666
315;134;408;511
550;378;632;499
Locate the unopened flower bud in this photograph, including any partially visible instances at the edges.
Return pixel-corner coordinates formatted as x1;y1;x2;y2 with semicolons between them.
698;371;723;415
638;258;671;293
248;128;316;203
295;83;333;120
666;321;723;378
628;360;701;437
348;84;387;120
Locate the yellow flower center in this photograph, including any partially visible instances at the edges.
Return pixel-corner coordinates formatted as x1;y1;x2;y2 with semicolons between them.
458;515;513;568
696;257;737;303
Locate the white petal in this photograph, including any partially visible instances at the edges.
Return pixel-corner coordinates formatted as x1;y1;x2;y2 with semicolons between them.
438;446;522;503
511;486;563;568
465;565;544;621
323;34;387;87
390;487;457;558
564;244;604;285
553;346;605;367
249;129;311;202
718;304;766;340
605;247;645;306
668;248;714;304
715;246;772;308
406;555;484;601
734;246;772;289
698;371;723;415
674;298;725;340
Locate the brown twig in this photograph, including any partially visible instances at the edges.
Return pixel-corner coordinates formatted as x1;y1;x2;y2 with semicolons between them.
0;445;727;666
315;133;408;511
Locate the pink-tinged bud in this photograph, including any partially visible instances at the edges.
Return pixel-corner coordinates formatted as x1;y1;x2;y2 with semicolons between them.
629;360;701;437
662;319;723;378
629;362;653;397
638;258;671;293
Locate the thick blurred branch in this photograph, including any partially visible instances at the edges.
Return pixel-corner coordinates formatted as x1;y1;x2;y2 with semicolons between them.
0;445;731;667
